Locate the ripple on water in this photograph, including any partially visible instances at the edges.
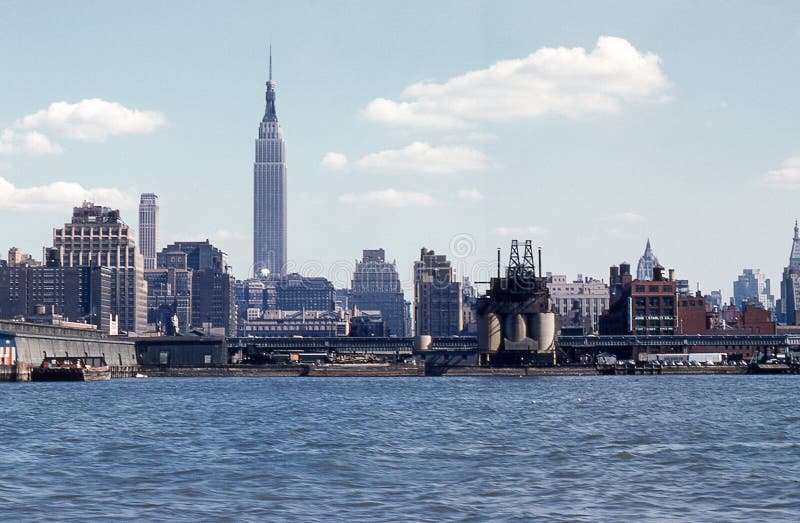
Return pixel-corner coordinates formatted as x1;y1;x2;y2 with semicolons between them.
1;376;799;522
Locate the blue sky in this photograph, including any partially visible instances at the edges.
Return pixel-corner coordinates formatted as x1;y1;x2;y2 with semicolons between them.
2;1;800;299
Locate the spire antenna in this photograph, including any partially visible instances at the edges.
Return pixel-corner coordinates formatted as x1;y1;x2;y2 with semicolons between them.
269;43;272;81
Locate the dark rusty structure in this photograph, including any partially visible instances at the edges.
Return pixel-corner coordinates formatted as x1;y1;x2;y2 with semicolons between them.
477;240;556;365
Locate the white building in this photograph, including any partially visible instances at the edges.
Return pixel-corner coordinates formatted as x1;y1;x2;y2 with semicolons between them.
546;273;609;334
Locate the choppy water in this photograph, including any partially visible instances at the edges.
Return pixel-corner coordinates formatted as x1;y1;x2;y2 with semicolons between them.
1;376;799;522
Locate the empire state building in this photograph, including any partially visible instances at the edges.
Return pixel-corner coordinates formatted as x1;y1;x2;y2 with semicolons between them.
253;50;287;277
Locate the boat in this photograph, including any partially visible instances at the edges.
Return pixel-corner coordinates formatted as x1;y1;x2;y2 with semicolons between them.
31;356;111;382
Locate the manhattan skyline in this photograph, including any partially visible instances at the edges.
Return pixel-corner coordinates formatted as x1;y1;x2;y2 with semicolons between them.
2;1;800;297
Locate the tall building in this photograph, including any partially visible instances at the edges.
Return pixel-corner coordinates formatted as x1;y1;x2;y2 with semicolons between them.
733;268;774;311
253;49;287;278
138;193;159;270
51;202;147;333
414;248;462;337
158;241;236;335
636;239;660;280
546;273;609;334
350;249;408;336
779;221;800;324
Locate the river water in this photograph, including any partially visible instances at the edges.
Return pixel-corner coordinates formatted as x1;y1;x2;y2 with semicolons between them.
1;375;799;521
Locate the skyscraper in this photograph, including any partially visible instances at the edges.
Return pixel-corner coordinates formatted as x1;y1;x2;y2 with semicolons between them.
253;49;287;278
350;249;408;336
779;221;800;324
414;248;462;337
636;239;660;280
733;268;773;311
52;202;147;333
138;193;159;270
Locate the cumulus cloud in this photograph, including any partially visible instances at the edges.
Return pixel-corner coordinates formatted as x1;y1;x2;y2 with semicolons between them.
321;152;349;171
354;142;489;174
18;98;166;141
613;211;644;222
363;36;670;129
492;226;546;236
0;129;62;155
457;188;484;201
321;142;489;174
764;157;800;189
0;176;134;212
338;188;437;208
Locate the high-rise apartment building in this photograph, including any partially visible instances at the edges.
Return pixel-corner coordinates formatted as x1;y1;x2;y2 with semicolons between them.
350;249;408;336
253;50;287;278
138;193;159;270
414;248;462;337
51;202;147;333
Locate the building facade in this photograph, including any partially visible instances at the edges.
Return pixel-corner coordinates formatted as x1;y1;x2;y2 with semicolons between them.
636;239;660;280
600;264;677;335
253;51;287;278
0;264;112;332
51;202;147;333
546;273;609;334
414;248;462;337
157;241;236;335
138;193;159;270
350;249;408;337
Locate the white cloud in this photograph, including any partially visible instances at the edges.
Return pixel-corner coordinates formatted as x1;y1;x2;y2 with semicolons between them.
321;152;349;170
613;211;644;222
492;226;546;236
18;98;166;141
0;129;62;155
338;188;437;208
0;176;134;212
764;157;800;189
354;142;489;174
363;36;670;129
457;188;484;201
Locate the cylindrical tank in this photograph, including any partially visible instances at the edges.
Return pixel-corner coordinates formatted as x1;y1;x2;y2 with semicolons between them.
414;335;432;351
504;313;527;342
533;313;556;352
488;313;502;351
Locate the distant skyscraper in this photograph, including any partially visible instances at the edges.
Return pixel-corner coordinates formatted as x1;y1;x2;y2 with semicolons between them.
779;221;800;324
733;268;774;311
636;239;660;280
414;248;462;337
350;249;408;337
253;48;287;278
138;193;159;270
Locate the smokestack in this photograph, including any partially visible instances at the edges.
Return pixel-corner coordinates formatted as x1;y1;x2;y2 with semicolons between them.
538;247;542;278
669;269;674;282
497;248;501;279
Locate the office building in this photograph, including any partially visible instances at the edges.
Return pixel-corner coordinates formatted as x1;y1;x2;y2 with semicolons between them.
350;249;408;336
733;268;774;311
636;239;660;280
414;248;462;336
138;193;159;270
253;49;287;277
51;202;147;333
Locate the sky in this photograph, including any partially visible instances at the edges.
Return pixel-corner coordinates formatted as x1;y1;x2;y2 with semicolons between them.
2;0;800;300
